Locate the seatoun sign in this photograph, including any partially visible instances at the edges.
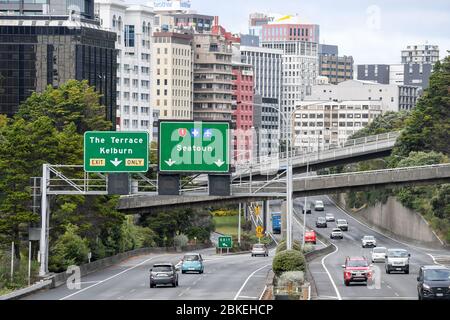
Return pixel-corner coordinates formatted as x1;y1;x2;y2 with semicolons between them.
159;121;230;173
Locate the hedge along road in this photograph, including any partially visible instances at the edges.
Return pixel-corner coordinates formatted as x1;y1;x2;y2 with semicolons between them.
23;247;273;300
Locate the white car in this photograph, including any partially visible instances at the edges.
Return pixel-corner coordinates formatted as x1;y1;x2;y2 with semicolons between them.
325;213;335;222
371;247;387;263
330;228;343;239
251;244;268;257
362;235;377;248
336;219;348;231
314;200;324;211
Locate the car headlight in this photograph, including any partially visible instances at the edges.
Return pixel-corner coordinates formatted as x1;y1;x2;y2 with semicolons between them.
423;284;431;290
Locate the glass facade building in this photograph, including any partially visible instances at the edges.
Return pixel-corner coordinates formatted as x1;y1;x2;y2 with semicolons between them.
0;0;95;19
0;18;117;124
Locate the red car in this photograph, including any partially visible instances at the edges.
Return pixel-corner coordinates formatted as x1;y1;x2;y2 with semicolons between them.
304;230;317;245
342;256;372;286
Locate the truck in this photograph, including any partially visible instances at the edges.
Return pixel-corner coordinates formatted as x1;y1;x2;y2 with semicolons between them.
272;212;281;234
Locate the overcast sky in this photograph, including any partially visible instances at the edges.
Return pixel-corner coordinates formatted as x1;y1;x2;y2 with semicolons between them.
141;0;450;65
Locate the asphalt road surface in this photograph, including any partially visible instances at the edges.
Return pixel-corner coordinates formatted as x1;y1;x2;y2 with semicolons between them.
302;195;450;300
23;247;273;300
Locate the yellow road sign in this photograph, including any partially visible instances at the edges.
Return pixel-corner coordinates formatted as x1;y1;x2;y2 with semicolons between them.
254;206;261;216
256;226;264;234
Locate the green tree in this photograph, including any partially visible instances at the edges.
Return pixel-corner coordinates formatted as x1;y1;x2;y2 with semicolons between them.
395;57;450;156
48;224;90;272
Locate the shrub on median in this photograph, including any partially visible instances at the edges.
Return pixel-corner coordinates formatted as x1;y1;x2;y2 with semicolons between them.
275;239;302;254
272;249;306;277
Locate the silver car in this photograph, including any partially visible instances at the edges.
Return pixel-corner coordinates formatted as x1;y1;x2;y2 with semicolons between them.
371;247;387;263
325;213;335;222
251;243;268;257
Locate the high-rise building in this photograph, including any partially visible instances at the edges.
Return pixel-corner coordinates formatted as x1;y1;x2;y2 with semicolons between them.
293;100;383;152
192;33;233;121
95;0;154;136
0;14;117;123
151;31;193;120
248;12;273;41
401;44;439;65
262;40;319;113
239;45;283;157
231;62;254;161
153;12;213;33
357;64;390;84
0;0;95;19
261;15;320;43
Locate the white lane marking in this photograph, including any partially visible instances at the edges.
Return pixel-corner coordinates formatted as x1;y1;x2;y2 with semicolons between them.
326;196;444;253
387;285;392;289
233;264;271;300
178;287;191;297
71;281;101;285
394;292;399;297
321;243;342;300
259;285;267;300
342;296;417;300
59;255;165;300
129;289;136;293
237;295;258;299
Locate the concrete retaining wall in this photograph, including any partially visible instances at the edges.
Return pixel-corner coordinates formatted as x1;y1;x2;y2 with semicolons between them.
333;194;443;248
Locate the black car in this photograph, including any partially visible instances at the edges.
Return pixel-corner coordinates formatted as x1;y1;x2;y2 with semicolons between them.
417;265;450;300
302;203;312;214
316;217;327;228
150;263;179;288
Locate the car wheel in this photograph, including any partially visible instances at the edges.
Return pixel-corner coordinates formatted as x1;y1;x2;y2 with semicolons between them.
182;270;186;274
386;267;390;274
344;280;350;286
150;282;154;288
405;268;409;274
172;281;177;287
200;270;203;274
176;280;179;286
313;241;317;245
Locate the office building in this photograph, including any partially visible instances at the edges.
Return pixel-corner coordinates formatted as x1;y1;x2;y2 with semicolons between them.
401;44;439;65
261;14;319;43
357;63;432;90
239;45;283;157
293;100;383;151
319;55;353;85
95;0;154;135
152;31;194;120
153;12;213;33
307;79;421;112
0;14;117;123
248;12;273;41
0;0;95;19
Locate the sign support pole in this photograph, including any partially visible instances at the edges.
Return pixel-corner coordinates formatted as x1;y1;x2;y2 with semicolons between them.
39;164;49;277
238;203;241;246
28;241;32;286
10;241;14;282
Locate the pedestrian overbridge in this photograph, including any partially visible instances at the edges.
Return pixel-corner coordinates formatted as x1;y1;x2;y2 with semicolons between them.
233;131;400;181
117;163;450;214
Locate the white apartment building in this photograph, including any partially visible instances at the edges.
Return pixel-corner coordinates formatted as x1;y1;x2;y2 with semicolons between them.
151;31;193;120
95;0;155;138
293;100;383;151
401;44;439;65
306;79;420;112
389;64;404;85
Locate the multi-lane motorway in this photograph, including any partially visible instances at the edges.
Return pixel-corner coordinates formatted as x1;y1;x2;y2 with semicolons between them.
23;195;449;300
23;247;272;300
297;195;450;300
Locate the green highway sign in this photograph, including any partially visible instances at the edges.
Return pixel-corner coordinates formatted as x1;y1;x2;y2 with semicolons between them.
159;121;230;173
84;131;149;173
218;236;232;249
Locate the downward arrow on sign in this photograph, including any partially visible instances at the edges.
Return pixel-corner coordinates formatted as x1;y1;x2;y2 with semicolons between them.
165;159;176;167
214;159;225;167
110;158;122;167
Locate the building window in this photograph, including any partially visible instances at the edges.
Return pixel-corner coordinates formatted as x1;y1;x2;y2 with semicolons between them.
124;25;135;47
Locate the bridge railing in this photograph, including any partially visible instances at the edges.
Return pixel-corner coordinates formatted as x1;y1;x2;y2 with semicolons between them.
233;131;400;177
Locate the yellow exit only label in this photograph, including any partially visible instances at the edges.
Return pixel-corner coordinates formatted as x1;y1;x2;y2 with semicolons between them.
126;159;145;166
90;159;105;166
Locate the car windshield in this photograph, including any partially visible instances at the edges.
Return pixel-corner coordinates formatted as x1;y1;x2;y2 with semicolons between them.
153;266;172;272
347;260;368;267
373;248;386;253
364;236;375;240
337;220;347;224
424;269;450;281
316;201;323;205
387;250;408;257
332;229;341;232
318;218;326;222
326;214;333;217
253;244;265;248
184;255;200;261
